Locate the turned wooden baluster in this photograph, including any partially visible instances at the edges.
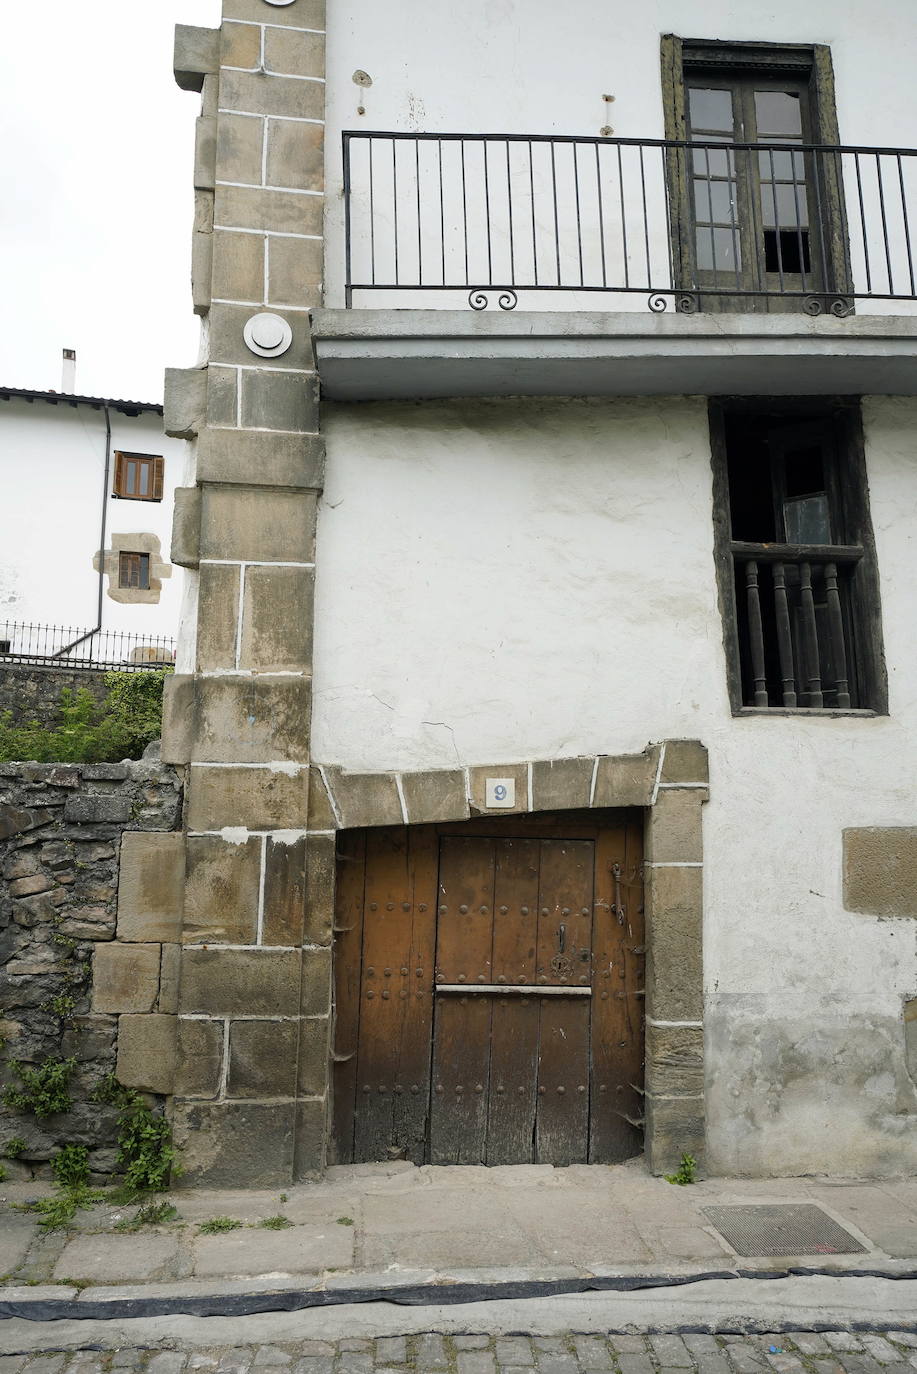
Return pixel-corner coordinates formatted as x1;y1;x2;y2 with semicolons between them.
800;561;824;708
824;561;851;707
772;561;797;707
745;560;768;706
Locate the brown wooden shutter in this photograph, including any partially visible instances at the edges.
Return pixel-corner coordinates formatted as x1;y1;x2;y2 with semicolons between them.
152;457;164;500
113;451;125;496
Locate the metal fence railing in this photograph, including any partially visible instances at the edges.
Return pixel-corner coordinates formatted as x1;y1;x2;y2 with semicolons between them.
343;131;917;313
0;622;176;673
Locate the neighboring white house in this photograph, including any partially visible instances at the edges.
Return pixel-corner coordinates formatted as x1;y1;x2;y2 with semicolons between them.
0;361;187;665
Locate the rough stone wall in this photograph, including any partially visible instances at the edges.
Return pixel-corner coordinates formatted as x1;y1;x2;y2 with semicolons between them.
0;761;183;1177
0;667;110;727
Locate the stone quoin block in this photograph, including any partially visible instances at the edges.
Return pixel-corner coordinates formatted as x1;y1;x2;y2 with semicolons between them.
240;564;315;672
469;763;529;816
211;229;264;303
297;1016;330;1097
227;1019;299;1097
188;675;313;766
401;770;470;825
214;185;324;238
266;119;324;193
116;1014;178;1095
206;365;240;428
215;112;264;188
172;1101;296;1188
660;739;709;785
843;827;917;917
161;674;195;764
194;116;217;191
645;787;705;864
195;428;325;490
645;865;703;1023
184;834;262;945
223;0;326;33
293;1098;327;1181
303;830;334;945
268;235;323;308
221;19;261;69
592;747;661;808
200;485;317;564
645;1093;706;1176
176;1018;224;1099
164;367;207;440
159;944;181;1014
263;27;325;79
219;70;324;122
116;831;185;943
195;563;240;671
263;834;306;946
191;227;214;316
645;1022;705;1098
180;948;302;1017
174;23;219;92
207;302;314;372
92;943;161;1014
170;488;202;569
240;369;319;434
307;767;336;830
531;757;594;811
187;765;310;832
300;946;332;1017
323;769;403;829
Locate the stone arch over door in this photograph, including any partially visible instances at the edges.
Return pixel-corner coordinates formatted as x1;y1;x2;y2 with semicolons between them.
303;740;708;1177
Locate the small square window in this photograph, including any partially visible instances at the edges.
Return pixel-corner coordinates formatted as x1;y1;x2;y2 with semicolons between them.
113;453;164;501
119;552;150;590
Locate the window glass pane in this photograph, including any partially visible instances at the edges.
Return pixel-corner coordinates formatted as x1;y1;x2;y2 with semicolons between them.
754;90;802;137
784;493;831;543
760;181;809;228
689;87;734;132
692;143;735;177
696;225;741;271
125;462;136;495
138;463;150;496
759;148;805;180
138;554;150;590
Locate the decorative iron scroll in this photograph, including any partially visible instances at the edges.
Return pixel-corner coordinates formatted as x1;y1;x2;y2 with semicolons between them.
803;295;854;318
468;289;518;311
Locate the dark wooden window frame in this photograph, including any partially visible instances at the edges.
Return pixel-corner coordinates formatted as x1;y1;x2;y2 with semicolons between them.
118;551;151;591
113;451;164;502
709;397;888;715
661;36;852;309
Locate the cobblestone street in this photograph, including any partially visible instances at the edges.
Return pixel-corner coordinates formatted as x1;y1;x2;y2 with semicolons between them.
5;1331;917;1374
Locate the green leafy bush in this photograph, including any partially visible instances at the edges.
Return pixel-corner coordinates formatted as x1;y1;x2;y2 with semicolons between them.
665;1152;698;1186
52;1144;90;1190
3;1058;76;1118
115;1200;178;1231
0;670;169;764
199;1216;242;1234
91;1074;179;1195
259;1215;293;1230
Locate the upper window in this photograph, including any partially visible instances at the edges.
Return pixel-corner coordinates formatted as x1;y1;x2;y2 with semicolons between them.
662;39;851;313
711;402;886;713
113;452;164;501
118;552;151;591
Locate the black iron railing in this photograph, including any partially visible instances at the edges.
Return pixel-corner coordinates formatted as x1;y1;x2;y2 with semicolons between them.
0;622;175;673
343;131;917;312
732;545;861;709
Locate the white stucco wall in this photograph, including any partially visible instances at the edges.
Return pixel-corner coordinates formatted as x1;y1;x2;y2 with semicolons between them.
0;398;187;654
323;0;917;315
312;394;917;1176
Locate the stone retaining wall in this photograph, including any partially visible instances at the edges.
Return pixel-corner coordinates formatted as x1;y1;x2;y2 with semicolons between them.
0;666;111;726
0;761;183;1177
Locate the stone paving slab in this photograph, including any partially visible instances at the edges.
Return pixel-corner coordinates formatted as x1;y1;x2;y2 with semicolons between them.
192;1226;354;1278
51;1235;183;1284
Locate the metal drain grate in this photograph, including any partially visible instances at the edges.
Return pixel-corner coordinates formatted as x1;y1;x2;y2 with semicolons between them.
703;1204;866;1257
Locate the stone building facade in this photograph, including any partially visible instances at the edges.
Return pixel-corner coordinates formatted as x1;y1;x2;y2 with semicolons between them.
99;0;917;1185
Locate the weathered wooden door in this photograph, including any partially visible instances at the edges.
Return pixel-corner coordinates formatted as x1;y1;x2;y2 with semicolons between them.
332;813;643;1166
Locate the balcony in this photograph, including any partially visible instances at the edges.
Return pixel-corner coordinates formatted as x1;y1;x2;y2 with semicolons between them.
312;131;917;400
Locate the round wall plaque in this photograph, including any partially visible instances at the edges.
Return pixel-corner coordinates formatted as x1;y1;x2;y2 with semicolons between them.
243;312;293;358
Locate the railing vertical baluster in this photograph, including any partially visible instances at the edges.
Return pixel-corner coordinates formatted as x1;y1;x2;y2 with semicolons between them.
343;133;353;307
811;145;830;294
550;142;561;285
573;143;584;287
392;139;400;287
824;562;851;708
704;146;717;290
415;139;422;286
617;143;629;288
876;152;894;293
461;140;469;286
368;136;376;288
897;153;915;297
800;562;824;708
638;143;651;287
438;139;445;286
483;140;493;286
768;148;785;291
854;151;872;294
528;140;538;286
726;145;741;290
745;560;769;707
789;143;808;291
772;561;797;708
595;142;607;288
506;140;515;288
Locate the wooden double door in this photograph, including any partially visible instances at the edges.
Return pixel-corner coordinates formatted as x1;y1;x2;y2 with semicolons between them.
332;812;644;1167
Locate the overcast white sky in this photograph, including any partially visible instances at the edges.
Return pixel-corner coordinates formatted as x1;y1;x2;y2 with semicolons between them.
0;0;223;403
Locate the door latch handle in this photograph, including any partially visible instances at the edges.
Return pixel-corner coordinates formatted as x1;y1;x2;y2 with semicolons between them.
612;863;624;925
558;923;566;953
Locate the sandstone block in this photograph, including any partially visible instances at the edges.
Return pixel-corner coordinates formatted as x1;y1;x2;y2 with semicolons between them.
93;943;161;1014
265;117;324;193
297;1015;329;1096
324;769;402;829
301;946;331;1016
645;788;704;864
219;71;324;121
176;1017;224;1098
214;184;323;237
303;831;334;945
216;112;264;188
221;19;261;69
469;763;529;816
117;832;185;943
164;367;207;440
293;1098;327;1181
223;0;324;25
645;1022;704;1098
532;757;593;812
593;748;660;808
192;227;214;316
264;27;325;79
645;1093;706;1177
209;302;315;370
174;23;219;92
189;675;313;765
196;428;324;490
660;739;709;785
207;365;241;427
170;487;202;570
200;486;317;563
211;229;264;303
240;369;319;433
307;767;336;830
240;564;315;672
172;1100;296;1187
187;765;309;831
159;943;181;1014
645;866;703;1022
263;834;306;945
180;948;301;1016
844;827;917;917
267;234;323;309
401;770;469;825
161;673;195;764
227;1018;298;1097
196;563;240;671
116;1014;178;1095
194;115;217;191
185;834;261;944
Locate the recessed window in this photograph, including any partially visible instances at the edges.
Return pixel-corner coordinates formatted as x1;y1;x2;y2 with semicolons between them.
119;552;151;591
711;401;886;713
113;452;164;501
